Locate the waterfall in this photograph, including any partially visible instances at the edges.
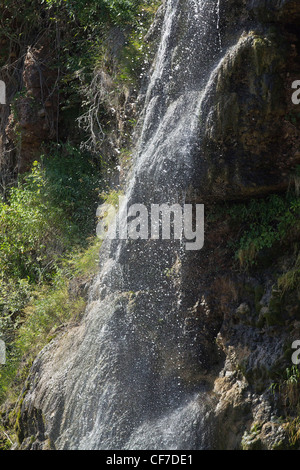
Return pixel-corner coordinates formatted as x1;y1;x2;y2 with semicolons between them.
131;0;223;203
23;0;227;450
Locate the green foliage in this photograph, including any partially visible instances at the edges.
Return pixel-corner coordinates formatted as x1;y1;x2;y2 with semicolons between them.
0;150;102;401
0;427;12;450
100;188;123;208
0;237;101;403
42;143;102;237
17;279;83;356
77;2;159;111
65;237;101;278
44;0;155;28
0;161;73;283
278;252;300;295
284;417;300;448
42;0;159;78
0;142;101;286
0;279;32;342
270;366;300;418
115;2;161;84
118;30;150;84
228;193;300;268
1;0;43;33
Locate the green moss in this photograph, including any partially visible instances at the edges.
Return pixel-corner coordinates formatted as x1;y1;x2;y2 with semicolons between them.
251;34;273;76
241;429;264;450
14;408;23;444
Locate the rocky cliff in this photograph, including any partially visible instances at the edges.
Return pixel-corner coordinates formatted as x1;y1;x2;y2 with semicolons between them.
3;0;300;450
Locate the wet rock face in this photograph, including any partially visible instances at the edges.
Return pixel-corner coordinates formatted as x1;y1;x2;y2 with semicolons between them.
206;34;287;190
191;0;300;201
248;0;300;23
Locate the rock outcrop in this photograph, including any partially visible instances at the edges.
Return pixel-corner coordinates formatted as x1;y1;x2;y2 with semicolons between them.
3;36;59;174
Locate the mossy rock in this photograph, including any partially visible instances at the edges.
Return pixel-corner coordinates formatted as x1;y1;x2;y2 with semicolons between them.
241;430;264;450
198;28;289;200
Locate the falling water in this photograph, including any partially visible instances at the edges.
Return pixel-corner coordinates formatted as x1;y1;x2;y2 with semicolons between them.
131;0;223;204
217;0;222;50
23;0;228;450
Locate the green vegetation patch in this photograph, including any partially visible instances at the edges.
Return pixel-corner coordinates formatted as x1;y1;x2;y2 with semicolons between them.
227;192;300;269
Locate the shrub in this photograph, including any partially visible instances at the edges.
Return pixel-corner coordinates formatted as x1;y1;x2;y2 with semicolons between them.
0;161;73;283
278;252;300;295
0;237;101;403
228;193;300;268
42;143;102;238
0;153;101;403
